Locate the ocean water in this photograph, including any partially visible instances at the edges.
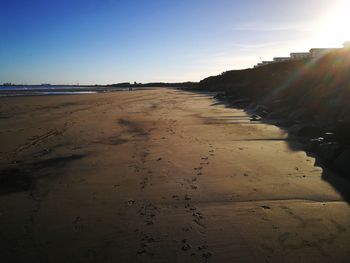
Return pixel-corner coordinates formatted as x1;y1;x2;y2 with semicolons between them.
0;86;128;97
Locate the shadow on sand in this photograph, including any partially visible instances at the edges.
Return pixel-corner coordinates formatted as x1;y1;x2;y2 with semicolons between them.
182;89;350;205
0;154;86;195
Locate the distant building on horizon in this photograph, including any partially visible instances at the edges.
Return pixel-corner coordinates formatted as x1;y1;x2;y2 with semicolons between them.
254;61;274;68
290;52;310;60
253;41;349;69
273;57;291;63
309;48;341;58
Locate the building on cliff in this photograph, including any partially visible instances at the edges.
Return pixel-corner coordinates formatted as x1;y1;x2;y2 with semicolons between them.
309;48;341;57
254;61;274;68
273;57;291;63
254;42;348;68
290;52;310;60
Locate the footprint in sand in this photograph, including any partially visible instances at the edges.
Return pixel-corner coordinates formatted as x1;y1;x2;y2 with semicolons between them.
137;232;156;257
182;226;192;232
197;245;212;259
73;216;83;231
181;241;191;251
127;199;135;206
184;194;191;201
172;195;179;200
140;178;149;189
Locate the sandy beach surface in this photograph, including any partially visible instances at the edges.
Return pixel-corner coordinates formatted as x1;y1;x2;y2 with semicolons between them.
1;88;350;263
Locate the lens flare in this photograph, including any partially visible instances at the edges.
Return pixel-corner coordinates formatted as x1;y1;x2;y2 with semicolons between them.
315;0;350;47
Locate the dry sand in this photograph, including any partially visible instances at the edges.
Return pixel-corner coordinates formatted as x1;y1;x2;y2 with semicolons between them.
0;88;349;262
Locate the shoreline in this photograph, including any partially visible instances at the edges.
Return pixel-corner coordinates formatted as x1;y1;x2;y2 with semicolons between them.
0;86;159;98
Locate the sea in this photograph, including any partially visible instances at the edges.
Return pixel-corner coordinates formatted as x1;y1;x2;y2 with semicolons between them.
0;85;131;97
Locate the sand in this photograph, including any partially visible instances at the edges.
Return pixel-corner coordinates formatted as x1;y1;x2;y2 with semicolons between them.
0;88;349;262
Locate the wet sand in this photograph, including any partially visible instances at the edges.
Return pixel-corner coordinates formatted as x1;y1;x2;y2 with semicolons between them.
0;88;350;262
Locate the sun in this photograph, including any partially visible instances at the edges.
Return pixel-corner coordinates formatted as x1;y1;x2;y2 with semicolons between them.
314;0;350;47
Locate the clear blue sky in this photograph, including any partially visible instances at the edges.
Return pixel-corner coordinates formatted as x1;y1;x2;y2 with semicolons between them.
0;0;347;84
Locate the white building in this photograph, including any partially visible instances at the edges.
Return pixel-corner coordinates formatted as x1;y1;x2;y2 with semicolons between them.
262;61;274;64
273;57;291;63
309;48;341;57
254;61;274;68
253;41;348;68
290;52;310;60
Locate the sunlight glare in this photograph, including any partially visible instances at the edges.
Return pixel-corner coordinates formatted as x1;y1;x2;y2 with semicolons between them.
315;0;350;47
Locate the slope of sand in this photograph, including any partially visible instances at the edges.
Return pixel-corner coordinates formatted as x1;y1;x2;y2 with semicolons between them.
0;88;349;262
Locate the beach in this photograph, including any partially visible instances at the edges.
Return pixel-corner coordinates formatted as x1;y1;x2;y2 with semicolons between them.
1;88;350;262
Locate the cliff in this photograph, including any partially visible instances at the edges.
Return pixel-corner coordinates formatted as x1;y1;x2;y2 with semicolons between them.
198;49;350;177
